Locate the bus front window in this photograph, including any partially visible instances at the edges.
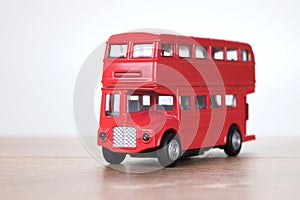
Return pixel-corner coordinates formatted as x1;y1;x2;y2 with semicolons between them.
108;44;127;58
105;94;120;116
127;94;150;113
133;43;153;58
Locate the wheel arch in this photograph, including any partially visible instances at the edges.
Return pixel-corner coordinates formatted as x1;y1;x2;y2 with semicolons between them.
228;123;242;134
157;128;179;147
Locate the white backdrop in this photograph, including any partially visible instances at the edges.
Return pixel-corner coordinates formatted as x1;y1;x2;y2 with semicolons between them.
0;0;299;136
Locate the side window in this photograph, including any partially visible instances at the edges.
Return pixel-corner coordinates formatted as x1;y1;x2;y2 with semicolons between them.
108;44;127;58
226;94;237;107
143;95;150;106
105;94;120;116
161;44;174;57
195;46;208;59
227;48;238;61
179;45;191;58
195;95;206;109
157;96;174;110
241;49;251;62
210;95;222;108
179;96;191;110
212;47;224;60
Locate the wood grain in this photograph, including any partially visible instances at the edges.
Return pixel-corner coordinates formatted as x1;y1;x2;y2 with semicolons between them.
0;136;300;200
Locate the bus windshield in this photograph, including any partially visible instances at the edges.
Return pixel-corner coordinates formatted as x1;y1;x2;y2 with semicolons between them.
127;94;174;113
127;94;150;113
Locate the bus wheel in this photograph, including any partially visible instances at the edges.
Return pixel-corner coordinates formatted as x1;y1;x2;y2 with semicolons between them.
224;126;242;156
157;133;181;167
102;147;126;164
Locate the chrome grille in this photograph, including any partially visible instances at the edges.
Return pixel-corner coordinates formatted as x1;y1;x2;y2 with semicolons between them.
113;126;136;147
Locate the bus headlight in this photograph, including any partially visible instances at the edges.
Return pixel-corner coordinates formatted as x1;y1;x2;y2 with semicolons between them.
99;132;107;141
142;133;150;142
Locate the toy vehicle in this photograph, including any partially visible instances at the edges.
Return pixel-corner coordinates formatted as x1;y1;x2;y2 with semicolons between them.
97;32;255;167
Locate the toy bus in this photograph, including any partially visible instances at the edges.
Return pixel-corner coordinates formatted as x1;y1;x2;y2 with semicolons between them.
97;32;256;167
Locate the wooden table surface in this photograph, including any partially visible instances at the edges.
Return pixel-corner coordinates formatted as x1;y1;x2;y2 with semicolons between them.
1;136;300;200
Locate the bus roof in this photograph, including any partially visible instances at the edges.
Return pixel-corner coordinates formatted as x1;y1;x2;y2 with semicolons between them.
108;32;252;49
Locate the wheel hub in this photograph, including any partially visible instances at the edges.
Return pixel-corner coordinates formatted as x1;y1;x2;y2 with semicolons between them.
232;130;241;151
168;139;180;161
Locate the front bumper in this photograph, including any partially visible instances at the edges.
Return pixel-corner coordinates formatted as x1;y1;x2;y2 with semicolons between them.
97;126;159;153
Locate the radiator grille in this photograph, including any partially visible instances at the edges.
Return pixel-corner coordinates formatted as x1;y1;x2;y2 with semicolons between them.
113;126;136;147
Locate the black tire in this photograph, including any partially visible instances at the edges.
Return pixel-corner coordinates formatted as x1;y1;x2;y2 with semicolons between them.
224;126;242;156
102;147;126;164
157;133;181;167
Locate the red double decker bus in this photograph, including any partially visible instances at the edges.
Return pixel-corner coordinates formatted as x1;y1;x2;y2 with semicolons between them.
98;32;255;167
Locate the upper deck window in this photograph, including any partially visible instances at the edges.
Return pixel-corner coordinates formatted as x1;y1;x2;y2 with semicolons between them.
161;44;174;57
241;49;251;62
108;44;127;58
212;47;224;60
133;43;154;58
195;46;208;59
227;48;238;61
179;45;191;58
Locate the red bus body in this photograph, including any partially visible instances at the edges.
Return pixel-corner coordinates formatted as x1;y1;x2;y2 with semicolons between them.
97;32;255;164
